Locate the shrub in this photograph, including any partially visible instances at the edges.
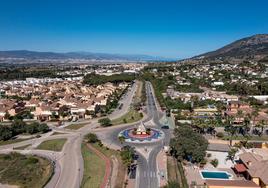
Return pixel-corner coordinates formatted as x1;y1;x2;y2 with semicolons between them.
98;118;112;127
85;133;99;143
210;159;219;167
216;132;224;138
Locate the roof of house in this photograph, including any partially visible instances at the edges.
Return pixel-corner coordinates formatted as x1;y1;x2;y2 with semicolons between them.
205;180;260;187
239;152;268;184
207;143;230;152
247;160;268;184
239;152;262;168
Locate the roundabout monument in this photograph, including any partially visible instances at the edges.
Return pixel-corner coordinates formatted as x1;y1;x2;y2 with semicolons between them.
118;122;164;143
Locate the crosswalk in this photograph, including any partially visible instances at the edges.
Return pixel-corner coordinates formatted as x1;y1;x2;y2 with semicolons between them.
142;171;157;178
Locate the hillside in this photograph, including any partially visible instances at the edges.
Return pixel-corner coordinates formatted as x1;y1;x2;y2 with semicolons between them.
193;34;268;61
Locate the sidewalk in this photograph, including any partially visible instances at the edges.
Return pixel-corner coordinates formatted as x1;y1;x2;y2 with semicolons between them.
157;149;168;187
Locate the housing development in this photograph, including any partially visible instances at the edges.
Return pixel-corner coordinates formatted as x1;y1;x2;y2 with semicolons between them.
0;1;268;188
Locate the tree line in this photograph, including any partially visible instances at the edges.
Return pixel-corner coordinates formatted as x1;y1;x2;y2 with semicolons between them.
0;121;50;141
83;73;135;86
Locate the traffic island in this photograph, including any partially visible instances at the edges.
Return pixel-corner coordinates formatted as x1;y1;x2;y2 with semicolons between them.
118;122;164;144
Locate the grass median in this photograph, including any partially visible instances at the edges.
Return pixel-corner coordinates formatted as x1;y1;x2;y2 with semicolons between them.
81;141;126;188
64;122;89;130
0;152;53;188
36;138;67;151
81;143;106;188
111;108;143;125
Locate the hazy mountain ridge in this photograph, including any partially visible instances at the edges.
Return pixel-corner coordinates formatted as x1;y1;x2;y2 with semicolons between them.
193;34;268;61
0;50;164;61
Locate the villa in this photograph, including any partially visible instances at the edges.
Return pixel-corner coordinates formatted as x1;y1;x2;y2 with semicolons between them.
235;152;268;188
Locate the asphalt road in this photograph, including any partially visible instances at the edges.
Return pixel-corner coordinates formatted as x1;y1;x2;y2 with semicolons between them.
135;82;171;188
93;81;171;188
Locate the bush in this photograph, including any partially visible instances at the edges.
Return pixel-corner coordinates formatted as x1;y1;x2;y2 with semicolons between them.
26;157;39;164
216;132;224;138
86;133;99;143
210;159;219;167
98;118;112;127
120;145;135;167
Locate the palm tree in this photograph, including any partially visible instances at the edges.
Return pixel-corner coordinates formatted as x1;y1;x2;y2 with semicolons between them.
236;110;244;124
256;120;266;136
225;116;236;146
193;119;208;134
242;115;251;136
226;148;238;162
252;108;259;126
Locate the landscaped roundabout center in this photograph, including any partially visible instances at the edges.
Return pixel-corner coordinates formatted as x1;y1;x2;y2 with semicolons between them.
118;122;164;143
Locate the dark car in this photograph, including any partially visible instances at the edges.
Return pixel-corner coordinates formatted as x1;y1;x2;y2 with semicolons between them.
161;125;169;129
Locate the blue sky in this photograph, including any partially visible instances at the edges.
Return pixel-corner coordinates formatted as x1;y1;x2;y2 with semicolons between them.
0;0;267;58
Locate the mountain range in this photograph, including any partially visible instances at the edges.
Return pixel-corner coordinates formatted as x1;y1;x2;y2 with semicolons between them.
193;34;268;61
0;50;165;61
1;34;268;63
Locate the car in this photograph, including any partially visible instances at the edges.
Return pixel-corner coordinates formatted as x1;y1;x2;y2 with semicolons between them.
161;125;169;129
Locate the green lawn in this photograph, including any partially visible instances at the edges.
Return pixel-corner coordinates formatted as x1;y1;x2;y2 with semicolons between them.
0;153;53;188
36;138;67;151
133;80;143;104
14;144;32;150
81;142;126;188
0;138;32;146
81;143;105;188
64;122;89;130
111;109;143;125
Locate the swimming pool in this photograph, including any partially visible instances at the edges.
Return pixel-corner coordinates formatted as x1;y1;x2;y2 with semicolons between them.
200;170;232;180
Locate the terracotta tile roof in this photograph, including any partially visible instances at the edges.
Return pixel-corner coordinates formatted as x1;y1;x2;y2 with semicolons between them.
234;163;247;173
239;152;262;168
205;180;259;187
247;160;268;184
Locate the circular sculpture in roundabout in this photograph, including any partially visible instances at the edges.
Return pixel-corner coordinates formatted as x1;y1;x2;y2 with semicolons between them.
118;122;164;143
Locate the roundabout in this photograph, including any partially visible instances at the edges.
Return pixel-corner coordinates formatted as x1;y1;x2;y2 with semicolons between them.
118;122;164;143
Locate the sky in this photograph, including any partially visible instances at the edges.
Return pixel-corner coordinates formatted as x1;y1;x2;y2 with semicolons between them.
0;0;267;59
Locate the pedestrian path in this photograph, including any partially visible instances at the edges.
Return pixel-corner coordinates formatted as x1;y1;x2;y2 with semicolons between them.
156;149;168;187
